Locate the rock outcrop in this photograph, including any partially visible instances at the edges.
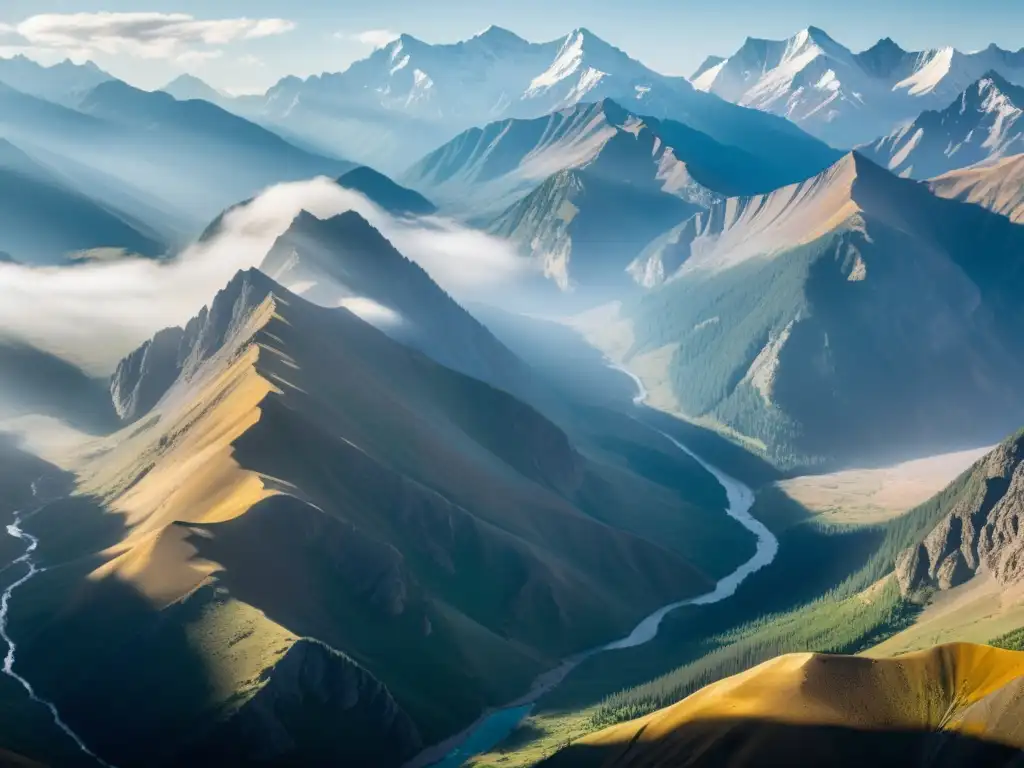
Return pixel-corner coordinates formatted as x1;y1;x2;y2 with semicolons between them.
897;431;1024;596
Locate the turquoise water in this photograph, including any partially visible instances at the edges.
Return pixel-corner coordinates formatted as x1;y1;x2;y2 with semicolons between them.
433;705;534;767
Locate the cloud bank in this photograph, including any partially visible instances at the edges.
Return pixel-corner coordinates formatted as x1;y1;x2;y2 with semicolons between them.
0;12;295;62
0;177;530;374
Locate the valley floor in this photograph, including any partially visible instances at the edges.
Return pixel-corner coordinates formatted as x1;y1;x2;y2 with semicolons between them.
465;409;992;767
779;446;992;526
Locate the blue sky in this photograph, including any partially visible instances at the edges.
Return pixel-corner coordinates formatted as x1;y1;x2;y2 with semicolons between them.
2;0;1023;93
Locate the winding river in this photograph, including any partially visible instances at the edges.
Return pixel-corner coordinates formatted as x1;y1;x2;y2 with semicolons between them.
415;364;779;768
0;482;112;767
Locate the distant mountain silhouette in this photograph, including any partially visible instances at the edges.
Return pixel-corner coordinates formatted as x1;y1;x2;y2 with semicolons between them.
0;138;164;263
337;166;437;216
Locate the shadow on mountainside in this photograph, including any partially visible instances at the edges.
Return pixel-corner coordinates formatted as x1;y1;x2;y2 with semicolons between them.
0;435;216;768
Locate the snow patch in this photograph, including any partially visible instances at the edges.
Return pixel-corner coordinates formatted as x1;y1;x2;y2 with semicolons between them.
528;31;585;93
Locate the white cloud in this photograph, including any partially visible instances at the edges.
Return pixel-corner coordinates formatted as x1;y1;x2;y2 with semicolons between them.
0;177;531;374
345;29;400;48
238;54;265;67
3;12;295;61
338;297;403;328
245;19;295;39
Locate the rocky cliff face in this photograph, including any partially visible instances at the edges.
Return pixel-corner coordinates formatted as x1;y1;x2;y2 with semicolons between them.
110;269;275;421
187;638;423;767
897;431;1024;596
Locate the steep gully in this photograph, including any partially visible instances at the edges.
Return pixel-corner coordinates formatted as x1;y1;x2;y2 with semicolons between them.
415;364;779;768
0;482;112;767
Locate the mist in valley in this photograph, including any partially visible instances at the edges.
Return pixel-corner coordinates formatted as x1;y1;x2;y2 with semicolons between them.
0;176;532;376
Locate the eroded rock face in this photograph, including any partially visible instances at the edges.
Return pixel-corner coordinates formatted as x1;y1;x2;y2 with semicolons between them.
110;269;275;422
897;433;1024;596
187;639;422;767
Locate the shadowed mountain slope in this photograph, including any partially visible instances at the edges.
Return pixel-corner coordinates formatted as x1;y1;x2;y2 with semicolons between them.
257;210;524;394
612;152;1024;468
492;167;698;296
404;98;832;218
0;139;163;263
0;80;351;225
11;268;726;766
337;166;437;216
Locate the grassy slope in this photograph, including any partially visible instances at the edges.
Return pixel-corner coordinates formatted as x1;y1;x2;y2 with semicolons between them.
1;272;756;765
540;644;1024;768
474;456;993;765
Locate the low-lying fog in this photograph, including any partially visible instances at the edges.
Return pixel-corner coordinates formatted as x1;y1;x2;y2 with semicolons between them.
0;177;532;374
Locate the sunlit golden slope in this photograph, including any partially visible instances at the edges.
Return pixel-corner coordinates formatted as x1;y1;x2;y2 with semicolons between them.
543;643;1024;767
929;154;1024;223
13;265;723;767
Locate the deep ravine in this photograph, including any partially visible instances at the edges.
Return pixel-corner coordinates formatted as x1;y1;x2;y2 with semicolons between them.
0;481;113;768
411;364;780;768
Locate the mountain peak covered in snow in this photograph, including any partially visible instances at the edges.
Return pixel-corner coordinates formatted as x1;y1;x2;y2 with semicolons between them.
470;25;529;46
694;27;1024;150
226;24;836;175
861;70;1024;178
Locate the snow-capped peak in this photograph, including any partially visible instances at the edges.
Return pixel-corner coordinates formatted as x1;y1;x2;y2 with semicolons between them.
894;47;955;96
470;25;528;46
528;30;589;92
694;27;1024;150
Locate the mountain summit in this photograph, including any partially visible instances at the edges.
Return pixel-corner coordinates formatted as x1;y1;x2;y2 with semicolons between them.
610;150;1024;466
694;28;1024;149
226;26;835;173
862;72;1024;178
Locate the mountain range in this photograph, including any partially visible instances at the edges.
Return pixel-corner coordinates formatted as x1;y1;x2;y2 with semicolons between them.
862;71;1024;178
220;26;836;174
0;207;750;766
0;138;164;264
693;27;1024;149
595;152;1024;468
0;69;352;239
4;17;1024;768
403;97;837;295
0;54;112;105
404;98;832;218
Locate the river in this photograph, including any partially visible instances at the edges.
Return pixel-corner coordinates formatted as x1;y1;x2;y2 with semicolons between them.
0;482;112;767
414;364;779;768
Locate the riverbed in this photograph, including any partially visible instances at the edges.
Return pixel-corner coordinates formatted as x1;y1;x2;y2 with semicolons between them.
415;364;779;768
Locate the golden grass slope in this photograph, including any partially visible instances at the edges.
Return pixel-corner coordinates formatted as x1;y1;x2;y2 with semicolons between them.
30;266;727;761
544;643;1024;767
82;295;280;605
929;154;1024;223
